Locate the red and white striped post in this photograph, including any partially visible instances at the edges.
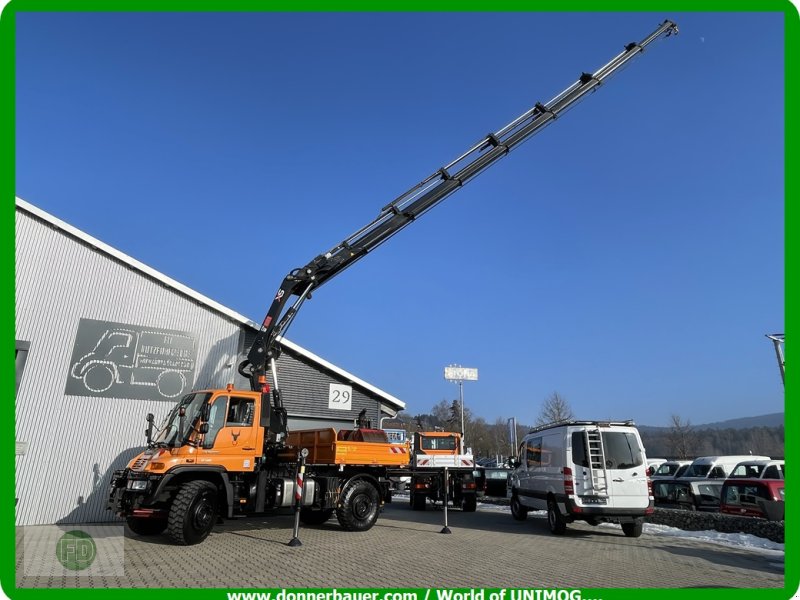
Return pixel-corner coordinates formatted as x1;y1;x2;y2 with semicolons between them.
288;448;308;547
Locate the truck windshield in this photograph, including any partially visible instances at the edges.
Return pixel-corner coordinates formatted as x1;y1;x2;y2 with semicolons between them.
421;436;457;450
152;392;212;447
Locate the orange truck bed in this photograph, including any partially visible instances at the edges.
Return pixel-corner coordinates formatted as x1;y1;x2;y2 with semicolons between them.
284;428;411;466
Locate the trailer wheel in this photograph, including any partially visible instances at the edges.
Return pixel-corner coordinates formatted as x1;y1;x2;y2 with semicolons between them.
125;516;167;536
462;494;477;512
410;492;426;511
510;493;528;521
336;480;380;531
167;480;218;545
300;508;334;525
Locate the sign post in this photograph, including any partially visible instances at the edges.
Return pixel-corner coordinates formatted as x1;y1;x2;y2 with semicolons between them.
444;365;478;449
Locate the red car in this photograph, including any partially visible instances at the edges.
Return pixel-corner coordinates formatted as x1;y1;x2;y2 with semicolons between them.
720;478;785;520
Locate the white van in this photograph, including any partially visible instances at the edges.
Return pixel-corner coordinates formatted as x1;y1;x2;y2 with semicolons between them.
509;420;653;537
679;455;771;480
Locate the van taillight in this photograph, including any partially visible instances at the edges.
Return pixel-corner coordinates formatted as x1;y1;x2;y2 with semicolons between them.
563;467;574;495
647;477;654;498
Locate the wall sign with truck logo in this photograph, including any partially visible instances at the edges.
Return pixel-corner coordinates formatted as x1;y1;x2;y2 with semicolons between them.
65;318;197;400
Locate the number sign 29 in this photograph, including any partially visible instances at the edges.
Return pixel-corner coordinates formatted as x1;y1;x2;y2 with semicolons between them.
328;384;352;410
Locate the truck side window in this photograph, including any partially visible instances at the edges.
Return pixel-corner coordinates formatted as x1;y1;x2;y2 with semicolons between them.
227;397;254;426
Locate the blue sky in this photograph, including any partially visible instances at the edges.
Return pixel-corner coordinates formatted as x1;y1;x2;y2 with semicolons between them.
15;11;785;427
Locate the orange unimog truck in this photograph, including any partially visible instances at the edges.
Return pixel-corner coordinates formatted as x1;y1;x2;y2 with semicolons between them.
108;20;678;545
108;392;410;544
407;431;477;512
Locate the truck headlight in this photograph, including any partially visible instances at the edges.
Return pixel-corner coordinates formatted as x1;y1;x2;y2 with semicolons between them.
127;480;148;491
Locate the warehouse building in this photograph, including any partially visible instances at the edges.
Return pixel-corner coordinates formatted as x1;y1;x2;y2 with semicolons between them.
14;197;405;526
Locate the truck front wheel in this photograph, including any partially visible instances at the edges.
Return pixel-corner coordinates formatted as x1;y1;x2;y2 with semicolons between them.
126;516;167;536
167;481;218;545
336;480;380;531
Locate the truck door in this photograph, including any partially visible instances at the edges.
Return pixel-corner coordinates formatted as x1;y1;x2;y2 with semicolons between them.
200;395;258;471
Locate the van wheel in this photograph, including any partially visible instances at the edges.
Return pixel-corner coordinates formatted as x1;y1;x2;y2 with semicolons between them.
167;481;218;545
547;497;567;535
336;480;380;531
510;494;528;521
622;520;643;538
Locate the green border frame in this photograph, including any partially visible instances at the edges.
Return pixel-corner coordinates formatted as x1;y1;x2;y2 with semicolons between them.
2;2;795;599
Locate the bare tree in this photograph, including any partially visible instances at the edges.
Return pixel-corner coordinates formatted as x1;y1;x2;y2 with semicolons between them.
667;414;696;459
536;391;574;426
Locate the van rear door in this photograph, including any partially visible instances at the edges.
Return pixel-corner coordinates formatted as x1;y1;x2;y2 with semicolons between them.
601;429;649;509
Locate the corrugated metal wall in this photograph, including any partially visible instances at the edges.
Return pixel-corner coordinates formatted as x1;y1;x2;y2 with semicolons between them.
15;210;246;526
15;207;398;526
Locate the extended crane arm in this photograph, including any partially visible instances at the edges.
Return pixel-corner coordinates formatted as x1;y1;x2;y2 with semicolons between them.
239;19;679;396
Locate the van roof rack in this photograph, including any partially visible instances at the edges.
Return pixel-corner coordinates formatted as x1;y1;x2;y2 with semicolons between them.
526;419;636;434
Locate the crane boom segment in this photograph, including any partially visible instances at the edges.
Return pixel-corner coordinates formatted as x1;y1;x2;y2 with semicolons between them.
241;20;679;389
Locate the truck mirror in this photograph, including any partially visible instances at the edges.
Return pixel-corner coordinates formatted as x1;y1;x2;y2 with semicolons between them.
199;423;209;434
145;413;155;444
201;402;210;423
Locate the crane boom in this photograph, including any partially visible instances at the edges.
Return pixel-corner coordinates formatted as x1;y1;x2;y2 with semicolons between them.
240;20;679;416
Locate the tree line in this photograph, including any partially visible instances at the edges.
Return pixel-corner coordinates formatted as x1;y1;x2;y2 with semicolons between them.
393;394;784;461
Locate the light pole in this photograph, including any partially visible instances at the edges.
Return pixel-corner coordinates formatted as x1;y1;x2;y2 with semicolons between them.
444;365;478;450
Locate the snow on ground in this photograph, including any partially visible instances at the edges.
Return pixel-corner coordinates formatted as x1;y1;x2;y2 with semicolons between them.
473;499;785;556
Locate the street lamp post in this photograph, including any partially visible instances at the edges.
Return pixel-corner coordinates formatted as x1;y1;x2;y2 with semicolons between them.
444;365;478;451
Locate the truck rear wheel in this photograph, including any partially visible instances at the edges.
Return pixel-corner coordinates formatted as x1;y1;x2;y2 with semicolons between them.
462;494;477;512
300;508;334;525
125;516;167;536
336;480;380;531
167;480;218;545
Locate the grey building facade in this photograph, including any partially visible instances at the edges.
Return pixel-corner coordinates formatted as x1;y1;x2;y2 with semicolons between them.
14;197;405;526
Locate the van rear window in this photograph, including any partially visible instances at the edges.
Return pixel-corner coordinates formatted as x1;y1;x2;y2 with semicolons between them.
601;432;643;469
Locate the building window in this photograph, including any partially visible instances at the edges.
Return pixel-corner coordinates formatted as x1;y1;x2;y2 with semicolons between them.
16;340;30;394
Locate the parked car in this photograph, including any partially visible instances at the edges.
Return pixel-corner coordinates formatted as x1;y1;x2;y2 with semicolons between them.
727;459;784;480
679;455;771;480
650;460;692;480
646;458;667;475
720;478;784;520
652;479;724;512
509;420;652;537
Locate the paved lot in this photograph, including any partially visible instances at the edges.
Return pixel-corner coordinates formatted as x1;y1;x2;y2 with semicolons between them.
14;499;784;589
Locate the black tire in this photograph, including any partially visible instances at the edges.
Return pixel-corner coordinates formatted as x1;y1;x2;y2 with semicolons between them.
622;520;644;538
167;480;218;545
125;516;167;536
411;492;427;511
300;508;334;525
547;497;567;535
510;493;528;521
336;480;380;531
462;493;477;512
